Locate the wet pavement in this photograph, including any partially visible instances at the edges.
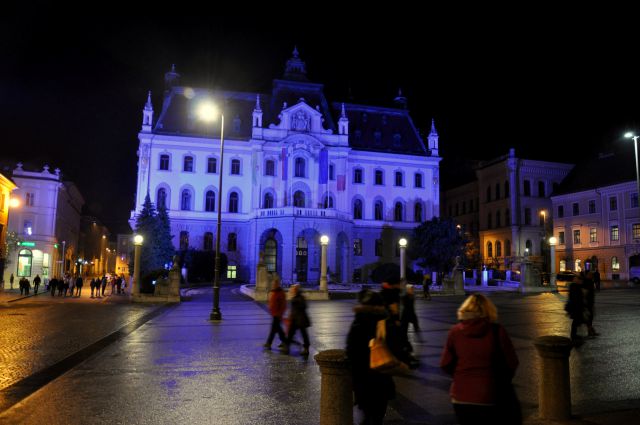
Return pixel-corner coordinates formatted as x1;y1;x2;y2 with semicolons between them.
0;286;639;424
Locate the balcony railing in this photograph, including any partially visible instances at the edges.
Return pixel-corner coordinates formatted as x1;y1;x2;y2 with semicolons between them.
256;207;351;221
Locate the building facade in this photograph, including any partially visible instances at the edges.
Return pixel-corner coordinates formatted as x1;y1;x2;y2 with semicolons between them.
443;149;573;271
115;234;132;277
551;154;640;280
0;172;17;282
2;164;84;287
130;50;441;284
77;216;110;277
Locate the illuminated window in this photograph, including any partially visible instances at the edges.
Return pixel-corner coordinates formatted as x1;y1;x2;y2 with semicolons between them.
23;220;33;236
17;249;32;277
634;223;640;239
573;230;581;244
575;259;582;272
610;225;619;241
559;260;566;272
590;227;597;243
265;238;277;272
227;265;237;279
612;256;620;271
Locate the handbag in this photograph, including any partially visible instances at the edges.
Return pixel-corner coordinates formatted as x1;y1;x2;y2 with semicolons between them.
369;319;409;375
492;324;522;424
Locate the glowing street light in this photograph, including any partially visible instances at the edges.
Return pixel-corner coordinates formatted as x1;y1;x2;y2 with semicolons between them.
9;197;20;208
320;235;329;292
198;100;224;321
625;132;640;209
548;236;558;288
132;234;143;296
399;238;408;280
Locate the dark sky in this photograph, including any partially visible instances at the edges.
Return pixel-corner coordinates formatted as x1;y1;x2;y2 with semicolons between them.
2;10;639;234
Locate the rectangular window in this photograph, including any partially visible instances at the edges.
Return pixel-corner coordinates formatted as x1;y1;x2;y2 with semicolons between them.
23;220;33;236
228;233;237;251
610;196;618;211
523;180;531;196
375;170;383;185
265;160;275;176
159;155;170;170
573;229;581;244
538;181;545;197
231;159;241;175
572;203;579;216
375;239;383;256
354;169;363;184
632;193;639;208
588;200;596;214
634;223;640;239
559;231;565;245
226;265;237;279
415;173;423;188
557;205;564;218
610;225;619;241
329;164;335;181
180;231;189;251
590;227;597;243
183;156;194;172
353;239;362;256
25;193;35;207
524;208;531;225
207;157;217;174
395;172;403;187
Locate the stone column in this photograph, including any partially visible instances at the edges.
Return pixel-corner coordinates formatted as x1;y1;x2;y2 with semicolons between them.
315;349;352;425
132;242;142;296
533;336;573;421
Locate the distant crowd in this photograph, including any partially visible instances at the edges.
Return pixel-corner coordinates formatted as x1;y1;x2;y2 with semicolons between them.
7;272;128;298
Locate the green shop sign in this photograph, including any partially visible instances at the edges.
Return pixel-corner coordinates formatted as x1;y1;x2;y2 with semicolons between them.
18;241;36;247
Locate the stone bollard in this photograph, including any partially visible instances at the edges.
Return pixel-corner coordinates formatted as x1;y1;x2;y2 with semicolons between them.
314;349;353;425
533;335;573;420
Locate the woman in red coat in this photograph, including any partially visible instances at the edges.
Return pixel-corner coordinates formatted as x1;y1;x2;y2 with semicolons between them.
440;293;520;424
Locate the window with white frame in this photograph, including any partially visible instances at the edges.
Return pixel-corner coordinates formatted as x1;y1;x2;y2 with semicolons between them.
231;159;241;175
159;154;170;170
634;223;640;239
610;225;619;241
590;227;597;243
265;160;275;176
183;156;194;172
612;256;620;271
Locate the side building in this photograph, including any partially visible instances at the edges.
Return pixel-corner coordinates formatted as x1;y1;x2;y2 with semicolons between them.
551;153;640;280
130;50;441;284
0;172;17;282
442;149;573;273
2;163;84;287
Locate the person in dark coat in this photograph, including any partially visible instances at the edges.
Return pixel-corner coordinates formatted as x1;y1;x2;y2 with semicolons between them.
401;285;420;333
263;277;287;350
9;273;14;290
281;284;311;356
592;269;601;292
75;275;83;297
440;293;520;425
566;275;586;341
583;272;598;336
49;277;58;296
346;289;397;425
33;274;41;294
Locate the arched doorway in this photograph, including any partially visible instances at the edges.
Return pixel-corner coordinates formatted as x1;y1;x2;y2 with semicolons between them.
296;228;320;284
17;249;33;277
259;229;283;278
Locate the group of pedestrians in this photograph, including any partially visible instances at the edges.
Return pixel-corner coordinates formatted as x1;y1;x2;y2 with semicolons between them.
566;270;599;342
43;273;127;298
263;278;311;356
10;273;43;296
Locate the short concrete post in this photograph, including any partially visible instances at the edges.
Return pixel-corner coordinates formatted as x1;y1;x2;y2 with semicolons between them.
533;336;573;420
314;349;352;425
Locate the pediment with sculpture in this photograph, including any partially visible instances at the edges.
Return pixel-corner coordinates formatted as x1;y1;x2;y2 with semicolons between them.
269;98;333;135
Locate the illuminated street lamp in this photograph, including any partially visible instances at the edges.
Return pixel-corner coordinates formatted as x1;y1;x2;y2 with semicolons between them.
198;101;224;321
399;238;408;280
8;197;20;208
624;132;640;207
319;235;329;292
549;236;558;288
132;234;143;296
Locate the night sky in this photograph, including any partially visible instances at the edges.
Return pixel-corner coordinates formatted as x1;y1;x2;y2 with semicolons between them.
2;11;639;234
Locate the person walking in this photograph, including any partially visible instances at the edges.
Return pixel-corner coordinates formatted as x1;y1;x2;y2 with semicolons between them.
593;269;601;292
583;271;598;337
75;275;83;297
33;274;41;294
90;278;96;298
401;285;420;333
566;274;586;342
49;277;58;297
19;277;25;295
422;273;432;300
281;284;311;356
440;293;521;425
9;273;14;290
263;277;287;350
346;289;402;425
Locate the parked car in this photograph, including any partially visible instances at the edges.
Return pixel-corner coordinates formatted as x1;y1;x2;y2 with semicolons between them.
556;271;577;282
629;267;640;283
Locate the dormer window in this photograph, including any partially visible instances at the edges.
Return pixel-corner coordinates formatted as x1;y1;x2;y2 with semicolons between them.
393;133;402;146
373;129;382;145
233;116;242;133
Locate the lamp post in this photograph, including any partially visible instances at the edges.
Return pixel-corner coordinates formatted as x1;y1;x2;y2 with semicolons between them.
399;238;408;281
320;235;329;292
132;234;143;296
549;236;557;288
624;132;640;207
199;101;224;321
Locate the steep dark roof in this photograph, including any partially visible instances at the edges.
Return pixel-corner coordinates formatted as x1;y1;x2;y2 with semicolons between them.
552;153;636;196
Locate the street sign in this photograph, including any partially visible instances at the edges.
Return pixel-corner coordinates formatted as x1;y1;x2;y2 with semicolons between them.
18;241;36;247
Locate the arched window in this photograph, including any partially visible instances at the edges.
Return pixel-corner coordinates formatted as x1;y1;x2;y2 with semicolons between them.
263;192;274;209
181;189;191;211
353;199;363;219
228;233;237;251
228;192;239;213
295;157;306;178
374;201;383;220
265;238;277;272
205;190;216;212
612;256;620;271
183;156;194;172
179;231;189;251
323;194;334;209
203;232;213;250
487;242;493;258
17;249;32;277
414;202;423;222
496;241;502;257
293;191;305;208
157;188;167;209
394;202;403;221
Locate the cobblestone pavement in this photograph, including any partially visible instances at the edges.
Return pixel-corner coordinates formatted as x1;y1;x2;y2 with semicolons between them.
1;287;640;424
0;289;159;391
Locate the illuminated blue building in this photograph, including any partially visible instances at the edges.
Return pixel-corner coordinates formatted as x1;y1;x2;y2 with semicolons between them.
131;49;441;284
